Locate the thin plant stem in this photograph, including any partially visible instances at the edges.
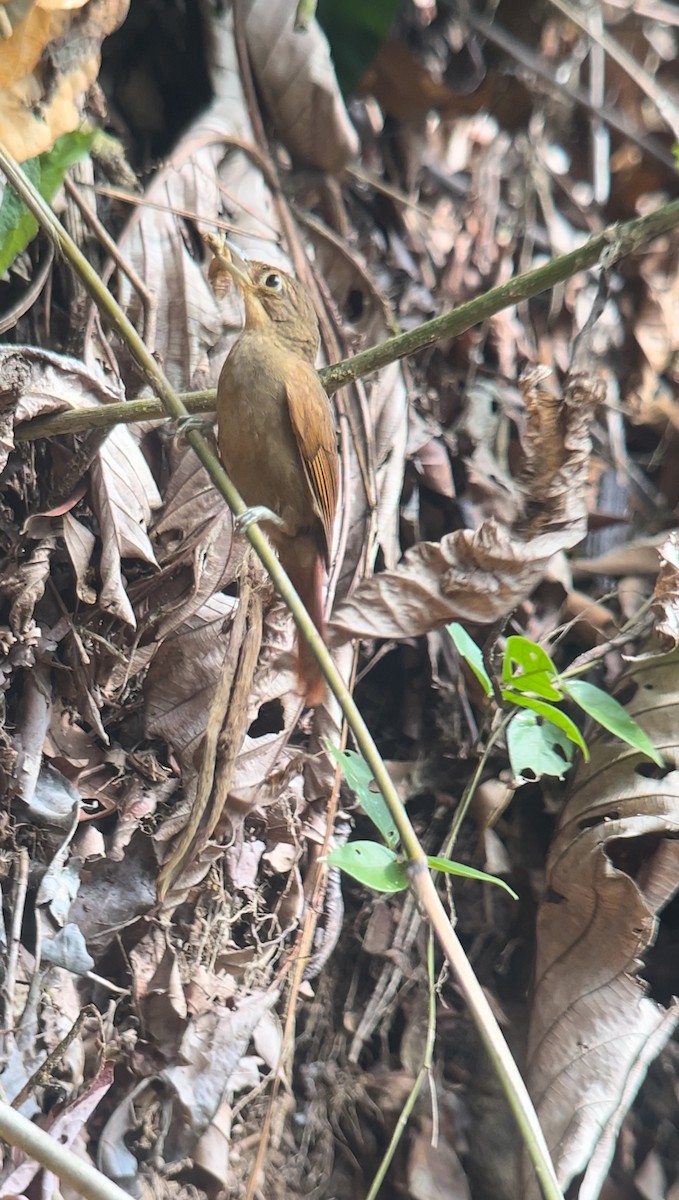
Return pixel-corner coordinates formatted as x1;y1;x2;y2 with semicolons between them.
365;931;438;1200
444;711;515;858
13;198;679;444
0;1100;132;1200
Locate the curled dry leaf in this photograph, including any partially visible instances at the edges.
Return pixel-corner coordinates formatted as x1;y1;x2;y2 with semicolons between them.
523;648;679;1200
2;536;56;637
245;0;359;172
330;369;596;642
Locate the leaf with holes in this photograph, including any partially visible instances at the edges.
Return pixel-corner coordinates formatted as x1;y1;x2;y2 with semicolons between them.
326;743;399;848
327;842;408;892
502;636;563;701
501;691;588;758
506;710;575;781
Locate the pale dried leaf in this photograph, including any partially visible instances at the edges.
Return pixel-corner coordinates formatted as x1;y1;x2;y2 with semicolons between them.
245;0;358;172
62;513;96;604
161;991;279;1137
573;535;670;577
652;533;679;652
90;424;161;625
410;433;456;498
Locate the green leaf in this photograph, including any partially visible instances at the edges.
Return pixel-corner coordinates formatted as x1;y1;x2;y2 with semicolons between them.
316;0;401;94
501;691;589;757
563;679;665;767
427;855;518;899
325;743;399;847
0;129;95;277
506;710;575;780
446;622;493;695
327;842;408;892
502;636;562;700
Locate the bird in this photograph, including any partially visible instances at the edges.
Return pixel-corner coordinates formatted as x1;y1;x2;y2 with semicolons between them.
214;245;339;707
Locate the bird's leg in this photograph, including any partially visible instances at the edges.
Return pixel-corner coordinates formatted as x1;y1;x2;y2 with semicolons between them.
235;506;286;535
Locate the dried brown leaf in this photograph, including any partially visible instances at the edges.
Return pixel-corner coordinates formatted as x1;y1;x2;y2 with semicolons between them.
0;347;124;471
245;0;358;172
160;991;279;1137
62;512;97;605
137;446;239;640
2;536;56;636
329;520;578;641
330;370;595;641
144;595;236;769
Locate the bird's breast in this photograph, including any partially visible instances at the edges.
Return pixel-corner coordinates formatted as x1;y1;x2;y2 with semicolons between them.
216;332;315;536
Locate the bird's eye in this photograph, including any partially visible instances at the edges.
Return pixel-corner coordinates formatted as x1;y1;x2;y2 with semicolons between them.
263;272;283;292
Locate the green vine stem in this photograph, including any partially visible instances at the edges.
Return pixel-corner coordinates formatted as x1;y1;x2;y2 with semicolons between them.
14;195;679;444
0;141;571;1200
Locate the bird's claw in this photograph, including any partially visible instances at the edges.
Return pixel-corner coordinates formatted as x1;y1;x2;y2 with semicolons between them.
235;506;285;535
174;414;215;442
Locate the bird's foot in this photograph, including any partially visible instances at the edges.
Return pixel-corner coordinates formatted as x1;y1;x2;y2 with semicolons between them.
235;506;285;535
174;414;216;443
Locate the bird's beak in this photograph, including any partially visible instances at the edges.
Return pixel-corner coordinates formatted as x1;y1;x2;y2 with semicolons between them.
220;244;252;293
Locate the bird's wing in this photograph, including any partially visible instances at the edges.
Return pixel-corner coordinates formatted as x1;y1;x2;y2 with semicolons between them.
284;361;339;564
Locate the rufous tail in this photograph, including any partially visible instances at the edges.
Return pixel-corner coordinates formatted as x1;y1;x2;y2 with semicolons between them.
280;543;326;707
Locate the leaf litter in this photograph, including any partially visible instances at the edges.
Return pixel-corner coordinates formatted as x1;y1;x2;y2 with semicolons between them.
1;2;679;1199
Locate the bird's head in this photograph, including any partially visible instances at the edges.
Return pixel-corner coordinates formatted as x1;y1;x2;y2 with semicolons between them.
222;248;320;362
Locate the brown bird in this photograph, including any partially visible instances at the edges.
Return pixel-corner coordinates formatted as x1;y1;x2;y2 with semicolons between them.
215;249;339;707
